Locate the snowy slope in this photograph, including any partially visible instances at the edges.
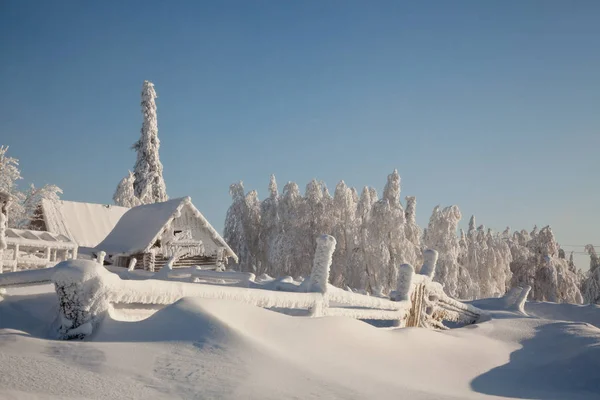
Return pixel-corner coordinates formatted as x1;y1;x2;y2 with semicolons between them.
1;286;599;400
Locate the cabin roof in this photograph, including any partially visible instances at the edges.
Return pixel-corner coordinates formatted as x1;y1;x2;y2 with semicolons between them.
41;199;129;248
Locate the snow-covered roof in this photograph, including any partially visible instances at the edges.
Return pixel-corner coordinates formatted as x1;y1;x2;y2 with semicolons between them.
4;228;77;249
41;199;129;248
95;197;237;262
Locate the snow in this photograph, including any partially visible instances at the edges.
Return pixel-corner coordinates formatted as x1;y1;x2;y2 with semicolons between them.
41;199;129;248
1;284;600;399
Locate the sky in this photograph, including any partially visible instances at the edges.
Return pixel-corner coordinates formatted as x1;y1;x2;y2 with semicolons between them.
1;1;599;268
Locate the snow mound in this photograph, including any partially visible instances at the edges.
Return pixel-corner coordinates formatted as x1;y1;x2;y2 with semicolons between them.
2;283;600;399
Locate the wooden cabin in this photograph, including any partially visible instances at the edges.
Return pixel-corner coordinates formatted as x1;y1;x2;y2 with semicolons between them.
95;197;238;271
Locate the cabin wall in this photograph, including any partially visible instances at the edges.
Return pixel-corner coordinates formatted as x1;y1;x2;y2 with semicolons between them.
171;204;223;257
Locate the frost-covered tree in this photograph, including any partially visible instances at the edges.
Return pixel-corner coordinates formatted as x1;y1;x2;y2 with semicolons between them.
423;205;469;298
582;245;600;304
113;171;141;208
404;196;422;250
273;182;305;277
349;187;373;291
223;182;249;270
132;81;168;204
0;146;25;226
22;183;63;229
509;226;582;303
257;175;280;275
221;170;586;304
330;181;357;287
241;190;261;272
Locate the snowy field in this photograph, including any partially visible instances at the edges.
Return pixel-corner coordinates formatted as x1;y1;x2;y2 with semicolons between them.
1;284;599;400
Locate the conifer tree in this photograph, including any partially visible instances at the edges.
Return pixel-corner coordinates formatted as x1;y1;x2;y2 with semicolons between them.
132;81;168;204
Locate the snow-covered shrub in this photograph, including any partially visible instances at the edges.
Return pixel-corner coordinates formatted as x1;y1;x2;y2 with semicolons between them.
52;260;114;339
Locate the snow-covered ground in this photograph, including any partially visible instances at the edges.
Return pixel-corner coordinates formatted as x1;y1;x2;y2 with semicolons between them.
1;285;599;400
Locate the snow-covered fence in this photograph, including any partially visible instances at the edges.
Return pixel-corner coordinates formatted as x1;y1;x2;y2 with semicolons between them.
0;267;56;288
3;234;483;339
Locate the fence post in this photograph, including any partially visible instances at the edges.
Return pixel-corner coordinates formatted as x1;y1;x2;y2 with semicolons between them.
128;257;137;271
392;264;414;301
514;285;531;314
420;249;438;278
12;244;19;272
308;234;336;316
97;251;106;265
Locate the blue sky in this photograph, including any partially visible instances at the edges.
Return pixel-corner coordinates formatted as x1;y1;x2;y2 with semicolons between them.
1;1;599;267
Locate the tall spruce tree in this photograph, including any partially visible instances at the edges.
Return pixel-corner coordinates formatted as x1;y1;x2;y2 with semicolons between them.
132;81;168;204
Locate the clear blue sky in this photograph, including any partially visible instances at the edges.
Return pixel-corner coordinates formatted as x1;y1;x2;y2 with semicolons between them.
1;1;599;267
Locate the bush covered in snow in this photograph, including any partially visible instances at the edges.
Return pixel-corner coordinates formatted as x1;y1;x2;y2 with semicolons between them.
52;260;115;339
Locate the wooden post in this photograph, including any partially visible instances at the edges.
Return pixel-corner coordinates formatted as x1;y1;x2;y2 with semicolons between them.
44;246;51;263
143;251;156;272
12;244;19;272
97;251;106;265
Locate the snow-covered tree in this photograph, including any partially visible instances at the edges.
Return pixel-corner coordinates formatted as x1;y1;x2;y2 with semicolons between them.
223;182;248;270
22;183;63;229
241;190;261;272
221;170;587;304
257;175;280;275
582;245;600;304
423;205;469;298
132;81;168;204
113;171;141;208
330;181;357;287
274;182;305;277
349;187;374;291
0;146;25;227
509;226;582;303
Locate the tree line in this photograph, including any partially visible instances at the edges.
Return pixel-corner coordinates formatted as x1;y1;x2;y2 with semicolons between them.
224;170;597;303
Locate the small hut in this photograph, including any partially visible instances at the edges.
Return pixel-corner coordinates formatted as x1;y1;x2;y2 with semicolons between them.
95;197;237;271
1;192;78;273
